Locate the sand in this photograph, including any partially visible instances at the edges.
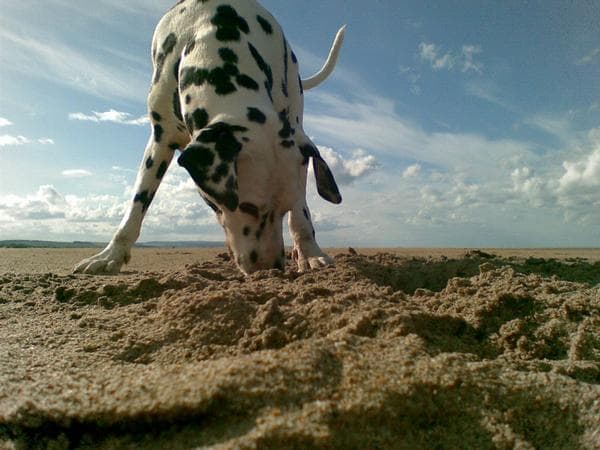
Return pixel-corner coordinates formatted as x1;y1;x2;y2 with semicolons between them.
0;248;599;449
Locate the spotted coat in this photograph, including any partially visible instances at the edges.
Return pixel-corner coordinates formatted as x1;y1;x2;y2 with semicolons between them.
74;0;345;275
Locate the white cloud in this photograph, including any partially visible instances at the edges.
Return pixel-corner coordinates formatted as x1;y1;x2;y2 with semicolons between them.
0;135;30;146
511;167;553;207
461;45;483;73
0;185;66;220
403;164;422;178
111;166;137;173
0;28;149;103
0;135;55;147
464;79;515;111
62;169;93;178
300;60;600;244
559;148;600;192
419;42;456;71
576;47;600;65
0;165;222;242
525;114;573;143
419;42;483;73
0;117;13;127
399;66;422;95
69;109;149;126
316;146;378;185
305;91;535;178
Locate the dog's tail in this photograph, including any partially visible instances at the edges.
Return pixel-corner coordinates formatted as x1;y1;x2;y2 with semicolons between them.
301;25;346;90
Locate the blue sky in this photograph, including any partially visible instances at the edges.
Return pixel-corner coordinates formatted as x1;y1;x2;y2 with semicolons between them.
1;0;599;247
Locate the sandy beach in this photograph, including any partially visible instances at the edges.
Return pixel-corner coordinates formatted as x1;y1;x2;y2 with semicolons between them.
1;247;599;449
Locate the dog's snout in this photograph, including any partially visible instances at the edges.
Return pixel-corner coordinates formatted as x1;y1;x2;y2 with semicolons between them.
236;249;285;274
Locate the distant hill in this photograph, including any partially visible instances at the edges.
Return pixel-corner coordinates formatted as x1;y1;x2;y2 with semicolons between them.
136;241;225;248
0;240;103;249
0;240;225;249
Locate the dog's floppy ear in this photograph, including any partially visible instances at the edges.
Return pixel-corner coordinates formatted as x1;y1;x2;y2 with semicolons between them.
313;154;342;204
178;143;239;211
300;143;342;204
178;122;248;211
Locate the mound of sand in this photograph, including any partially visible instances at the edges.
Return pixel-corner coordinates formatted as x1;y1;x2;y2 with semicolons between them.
1;249;599;449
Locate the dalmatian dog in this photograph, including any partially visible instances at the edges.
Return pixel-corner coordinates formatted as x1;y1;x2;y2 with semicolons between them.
74;0;345;275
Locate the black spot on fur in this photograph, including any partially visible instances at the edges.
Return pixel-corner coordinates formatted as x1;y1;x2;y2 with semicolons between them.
291;51;297;64
151;111;162;122
243;226;251;236
223;63;239;77
182;145;215;178
236;74;259;90
180;67;209;91
256;15;273;34
185;108;209;133
211;5;249;42
282;38;289;97
250;250;258;264
278;109;295;139
134;190;153;213
280;140;294;148
169;143;180;151
162;33;177;55
185;94;192;104
146;157;154;169
239;202;259;219
157;161;168;179
247;107;266;124
255;213;268;240
181;63;256;95
184;39;196;56
226;175;236;191
173;90;183;121
154;33;177;84
298;74;304;95
173;57;181;82
248;42;273;102
154;124;164;143
208;66;237;95
196;122;247;162
219;47;238;64
212;162;229;183
303;208;309;220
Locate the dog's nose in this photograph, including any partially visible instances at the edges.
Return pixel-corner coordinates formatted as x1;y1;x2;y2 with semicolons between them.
237;251;285;274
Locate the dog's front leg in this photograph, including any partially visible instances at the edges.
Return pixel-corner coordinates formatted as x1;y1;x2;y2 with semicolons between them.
73;134;175;274
289;202;334;272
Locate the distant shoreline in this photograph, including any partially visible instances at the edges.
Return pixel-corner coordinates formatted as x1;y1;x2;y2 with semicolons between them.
0;240;225;249
2;240;599;250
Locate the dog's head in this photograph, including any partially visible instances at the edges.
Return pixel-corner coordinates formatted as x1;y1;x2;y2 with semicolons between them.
178;123;340;274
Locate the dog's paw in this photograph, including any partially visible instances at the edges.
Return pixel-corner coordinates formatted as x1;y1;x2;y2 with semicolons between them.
293;247;334;272
73;244;130;275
